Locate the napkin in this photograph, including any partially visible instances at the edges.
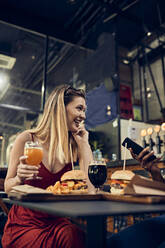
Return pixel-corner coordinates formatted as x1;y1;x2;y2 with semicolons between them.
124;175;165;196
11;184;52;194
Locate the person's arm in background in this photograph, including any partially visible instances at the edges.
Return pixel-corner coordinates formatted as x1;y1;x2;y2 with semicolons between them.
130;147;165;183
4;131;40;193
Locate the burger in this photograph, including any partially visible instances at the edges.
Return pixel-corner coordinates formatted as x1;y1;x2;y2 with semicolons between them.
61;170;88;193
47;170;88;194
110;170;135;194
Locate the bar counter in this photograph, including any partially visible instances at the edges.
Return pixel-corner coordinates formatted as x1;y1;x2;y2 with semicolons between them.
106;159;165;180
107;158;165;168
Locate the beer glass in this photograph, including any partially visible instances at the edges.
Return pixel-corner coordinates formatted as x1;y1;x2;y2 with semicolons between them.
24;141;43;179
88;160;107;193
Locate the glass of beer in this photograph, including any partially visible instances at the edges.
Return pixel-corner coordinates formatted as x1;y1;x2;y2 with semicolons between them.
24;141;43;179
88;159;107;193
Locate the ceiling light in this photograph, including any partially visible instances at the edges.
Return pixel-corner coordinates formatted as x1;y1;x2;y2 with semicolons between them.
0;72;10;100
122;59;129;64
154;125;161;133
140;129;147;137
0;54;16;70
68;0;76;3
147;32;152;37
147;127;153;135
161;123;165;131
0;72;9;88
143;25;152;37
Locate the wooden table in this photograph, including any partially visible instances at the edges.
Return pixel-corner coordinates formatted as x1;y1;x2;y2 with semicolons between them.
3;198;165;248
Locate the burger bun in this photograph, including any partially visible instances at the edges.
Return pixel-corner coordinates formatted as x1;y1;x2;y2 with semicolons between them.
61;170;86;181
111;170;135;181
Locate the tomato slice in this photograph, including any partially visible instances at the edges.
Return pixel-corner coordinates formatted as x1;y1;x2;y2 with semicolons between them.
61;183;68;187
111;179;122;184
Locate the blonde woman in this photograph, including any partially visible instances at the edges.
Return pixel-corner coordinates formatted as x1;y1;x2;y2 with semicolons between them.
2;85;93;248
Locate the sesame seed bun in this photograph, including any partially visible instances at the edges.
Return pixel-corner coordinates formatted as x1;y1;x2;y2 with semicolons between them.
61;170;86;181
111;170;135;181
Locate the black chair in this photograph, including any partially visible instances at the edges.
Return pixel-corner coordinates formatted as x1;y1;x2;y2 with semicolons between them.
0;211;8;248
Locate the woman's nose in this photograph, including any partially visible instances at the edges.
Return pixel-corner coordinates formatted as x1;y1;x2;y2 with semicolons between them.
80;111;86;119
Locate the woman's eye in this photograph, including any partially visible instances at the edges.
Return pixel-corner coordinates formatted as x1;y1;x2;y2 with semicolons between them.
76;106;86;112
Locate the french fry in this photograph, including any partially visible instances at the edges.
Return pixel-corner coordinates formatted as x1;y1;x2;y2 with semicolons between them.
46;185;54;192
54;181;61;190
46;177;88;195
53;188;61;194
61;186;70;194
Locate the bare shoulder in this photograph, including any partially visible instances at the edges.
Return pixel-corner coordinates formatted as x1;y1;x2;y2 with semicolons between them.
9;130;32;162
14;130;32;145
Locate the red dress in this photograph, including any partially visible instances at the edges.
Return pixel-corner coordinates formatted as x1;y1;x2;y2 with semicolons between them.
2;162;86;248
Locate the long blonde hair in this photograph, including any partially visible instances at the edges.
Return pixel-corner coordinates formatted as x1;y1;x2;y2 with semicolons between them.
30;84;85;167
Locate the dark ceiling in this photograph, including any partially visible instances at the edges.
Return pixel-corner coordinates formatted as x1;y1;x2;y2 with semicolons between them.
1;0;165;49
0;0;164;136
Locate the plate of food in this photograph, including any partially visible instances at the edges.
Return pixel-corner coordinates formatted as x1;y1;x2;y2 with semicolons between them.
8;170;102;201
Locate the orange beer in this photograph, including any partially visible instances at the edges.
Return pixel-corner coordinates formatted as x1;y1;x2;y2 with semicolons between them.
24;141;43;165
25;147;43;165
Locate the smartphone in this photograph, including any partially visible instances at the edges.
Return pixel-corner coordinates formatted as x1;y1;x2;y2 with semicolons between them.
122;137;156;162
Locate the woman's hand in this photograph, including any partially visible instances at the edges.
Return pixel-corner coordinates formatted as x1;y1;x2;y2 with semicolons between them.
16;155;40;183
72;124;89;146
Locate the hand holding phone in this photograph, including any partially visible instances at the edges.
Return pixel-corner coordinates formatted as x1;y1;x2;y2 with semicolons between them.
122;137;156;162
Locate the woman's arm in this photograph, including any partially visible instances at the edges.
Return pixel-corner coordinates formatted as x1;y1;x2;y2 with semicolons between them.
72;126;94;192
77;142;93;172
72;126;93;171
4;131;39;193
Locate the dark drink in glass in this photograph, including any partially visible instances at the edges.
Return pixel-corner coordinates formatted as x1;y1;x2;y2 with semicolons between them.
88;163;107;191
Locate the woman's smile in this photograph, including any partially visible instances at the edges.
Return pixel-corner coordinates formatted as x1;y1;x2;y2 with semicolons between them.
66;96;86;132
